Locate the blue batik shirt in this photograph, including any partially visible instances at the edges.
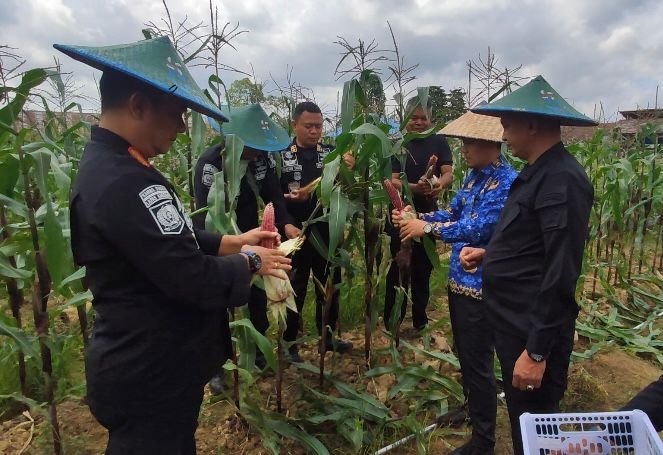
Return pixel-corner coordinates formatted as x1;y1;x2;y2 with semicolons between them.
420;156;517;300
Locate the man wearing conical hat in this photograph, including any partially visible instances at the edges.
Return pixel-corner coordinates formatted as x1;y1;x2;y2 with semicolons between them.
57;37;291;454
193;103;297;393
463;76;595;455
393;110;517;455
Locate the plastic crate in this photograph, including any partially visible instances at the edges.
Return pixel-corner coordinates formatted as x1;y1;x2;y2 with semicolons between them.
520;410;663;454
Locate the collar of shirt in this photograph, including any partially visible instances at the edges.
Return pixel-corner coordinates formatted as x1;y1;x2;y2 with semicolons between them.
290;139;325;153
517;142;565;182
464;155;504;189
90;125;132;151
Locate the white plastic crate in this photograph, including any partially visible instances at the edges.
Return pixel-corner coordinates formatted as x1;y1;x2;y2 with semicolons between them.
520;410;663;454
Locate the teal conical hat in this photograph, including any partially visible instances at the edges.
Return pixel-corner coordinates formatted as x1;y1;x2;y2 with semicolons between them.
53;37;228;121
219;104;290;152
471;75;597;126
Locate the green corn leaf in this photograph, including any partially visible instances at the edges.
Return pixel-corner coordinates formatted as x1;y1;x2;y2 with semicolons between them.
0;154;20;197
320;155;340;206
0;253;32;280
0;319;37;358
0;68;48;134
328;187;349;256
229;318;276;372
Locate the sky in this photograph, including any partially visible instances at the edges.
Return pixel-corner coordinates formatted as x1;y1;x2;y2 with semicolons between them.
1;0;662;122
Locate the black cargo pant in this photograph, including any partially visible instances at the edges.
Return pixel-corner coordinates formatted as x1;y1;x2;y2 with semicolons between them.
448;290;497;448
494;323;574;455
384;232;433;329
621;375;663;431
283;228;340;342
247;284;268;335
89;385;204;455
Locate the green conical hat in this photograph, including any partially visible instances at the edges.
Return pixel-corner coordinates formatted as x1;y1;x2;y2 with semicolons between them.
53;37;228;121
219;104;290;152
471;75;597;126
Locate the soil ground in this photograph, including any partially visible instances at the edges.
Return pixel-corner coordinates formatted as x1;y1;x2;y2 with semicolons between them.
1;305;660;455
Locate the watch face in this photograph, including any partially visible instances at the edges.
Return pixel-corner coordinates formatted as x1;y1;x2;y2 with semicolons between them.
423;223;432;234
530;353;544;362
252;252;262;271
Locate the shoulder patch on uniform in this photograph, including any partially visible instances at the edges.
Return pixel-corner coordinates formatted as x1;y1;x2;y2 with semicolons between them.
202;163;219;187
139;185;172;208
138;185;184;235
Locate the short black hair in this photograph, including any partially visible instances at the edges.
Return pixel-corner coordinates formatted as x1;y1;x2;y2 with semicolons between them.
292;101;321;120
99;70;164;112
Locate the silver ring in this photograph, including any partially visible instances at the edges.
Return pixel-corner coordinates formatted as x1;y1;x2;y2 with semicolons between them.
274;262;279;269
526;385;534;391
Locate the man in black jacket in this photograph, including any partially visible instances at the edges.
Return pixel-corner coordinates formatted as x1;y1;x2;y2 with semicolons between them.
462;76;597;455
278;101;355;362
57;37;290;454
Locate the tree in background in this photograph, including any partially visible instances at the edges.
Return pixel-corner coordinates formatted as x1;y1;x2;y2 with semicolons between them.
226;77;266;106
428;86;467;124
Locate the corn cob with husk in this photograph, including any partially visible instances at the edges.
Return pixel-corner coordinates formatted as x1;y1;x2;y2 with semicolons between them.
260;203;303;323
384;179;415;271
420;155;439;192
298;176;322;197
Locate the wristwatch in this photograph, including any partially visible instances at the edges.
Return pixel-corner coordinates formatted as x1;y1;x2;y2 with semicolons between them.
240;250;262;274
423;223;433;235
528;352;545;363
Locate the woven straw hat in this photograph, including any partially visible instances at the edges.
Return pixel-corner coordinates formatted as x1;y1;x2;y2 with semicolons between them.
439;110;504;143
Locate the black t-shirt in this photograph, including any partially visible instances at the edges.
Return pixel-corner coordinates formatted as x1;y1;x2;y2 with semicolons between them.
278;141;333;226
193;145;294;232
482;142;593;358
70;127;251;405
392;134;453;212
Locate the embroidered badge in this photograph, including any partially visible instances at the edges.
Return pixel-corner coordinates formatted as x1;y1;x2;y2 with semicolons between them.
316;146;331;168
139;185;172;207
139;185;184;235
281;149;301;173
254;158;268;181
202;163;219;187
154;203;185;234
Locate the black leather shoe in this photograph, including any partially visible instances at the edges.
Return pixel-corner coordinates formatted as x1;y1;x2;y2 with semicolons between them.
448;439;494;455
286;345;302;363
208;373;224;396
319;338;353;354
436;405;469;428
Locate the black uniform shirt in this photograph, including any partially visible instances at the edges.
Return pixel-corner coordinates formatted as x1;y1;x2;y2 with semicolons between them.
482;142;593;358
278;141;332;226
392;134;453;212
193;145;294;232
70;126;251;398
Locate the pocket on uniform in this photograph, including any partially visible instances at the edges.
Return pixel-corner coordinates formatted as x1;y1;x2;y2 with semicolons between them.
497;203;521;232
535;192;568;231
